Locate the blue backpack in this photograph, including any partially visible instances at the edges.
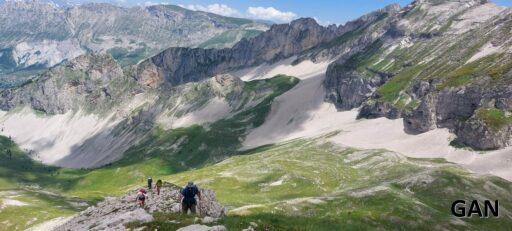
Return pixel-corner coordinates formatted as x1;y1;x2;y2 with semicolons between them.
182;186;198;205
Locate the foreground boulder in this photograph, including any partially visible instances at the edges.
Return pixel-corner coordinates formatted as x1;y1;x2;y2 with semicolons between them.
176;224;227;231
56;182;226;231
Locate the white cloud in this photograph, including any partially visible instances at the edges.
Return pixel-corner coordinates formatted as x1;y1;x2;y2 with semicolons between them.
179;3;299;23
247;6;297;22
180;3;242;17
143;1;158;6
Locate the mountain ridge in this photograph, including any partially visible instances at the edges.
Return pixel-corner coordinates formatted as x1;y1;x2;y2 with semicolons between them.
1;1;512;167
0;0;269;88
2;1;512;230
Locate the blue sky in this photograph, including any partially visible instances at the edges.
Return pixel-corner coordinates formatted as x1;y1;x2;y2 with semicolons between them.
36;0;512;24
114;0;512;24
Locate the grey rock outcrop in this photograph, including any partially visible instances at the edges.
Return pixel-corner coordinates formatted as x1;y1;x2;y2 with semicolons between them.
457;116;512;150
323;0;512;149
56;183;226;231
136;18;342;86
0;53;136;114
177;224;227;231
0;0;268;87
323;8;401;110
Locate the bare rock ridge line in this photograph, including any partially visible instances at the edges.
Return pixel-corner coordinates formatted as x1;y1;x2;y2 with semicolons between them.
136;0;512;150
137;18;339;87
0;0;269;85
56;182;227;231
324;0;512;150
0;8;395;114
137;5;402;87
1;0;512;159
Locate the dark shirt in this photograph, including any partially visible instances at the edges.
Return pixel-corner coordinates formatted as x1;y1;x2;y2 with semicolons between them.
181;185;199;205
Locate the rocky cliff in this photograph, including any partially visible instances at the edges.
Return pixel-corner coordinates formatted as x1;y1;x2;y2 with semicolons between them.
324;0;512;149
136;18;341;87
0;0;268;87
0;49;294;167
1;0;511;160
0;53;138;114
56;183;226;231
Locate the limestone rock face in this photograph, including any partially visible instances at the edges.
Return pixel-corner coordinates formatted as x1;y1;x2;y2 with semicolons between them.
0;0;269;87
456;116;512;150
323;0;512;149
136;18;341;87
0;53;134;114
56;183;226;231
2;0;512;154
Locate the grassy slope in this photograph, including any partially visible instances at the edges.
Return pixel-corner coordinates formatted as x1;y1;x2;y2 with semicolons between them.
1;74;511;230
330;8;512;114
198;29;263;49
161;140;512;230
0;136;86;231
0;75;298;229
0;189;84;231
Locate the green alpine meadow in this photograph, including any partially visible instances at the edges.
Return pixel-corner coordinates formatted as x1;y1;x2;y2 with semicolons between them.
0;0;511;230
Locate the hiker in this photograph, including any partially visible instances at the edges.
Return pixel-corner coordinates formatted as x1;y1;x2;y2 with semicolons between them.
7;149;11;160
180;181;201;215
136;188;147;207
147;177;153;190
156;179;163;195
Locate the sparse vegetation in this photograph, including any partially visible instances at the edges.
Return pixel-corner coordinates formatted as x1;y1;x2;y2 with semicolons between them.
198;29;262;49
377;66;423;102
0;75;298;198
138;140;512;230
476;107;512;130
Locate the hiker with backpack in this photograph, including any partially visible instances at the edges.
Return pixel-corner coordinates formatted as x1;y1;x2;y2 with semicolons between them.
136;189;147;207
156;179;163;195
180;181;201;215
147;177;153;190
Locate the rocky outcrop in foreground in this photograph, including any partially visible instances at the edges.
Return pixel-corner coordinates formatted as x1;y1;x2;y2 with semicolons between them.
56;183;226;231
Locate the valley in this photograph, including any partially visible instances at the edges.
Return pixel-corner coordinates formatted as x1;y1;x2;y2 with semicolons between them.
0;0;511;230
